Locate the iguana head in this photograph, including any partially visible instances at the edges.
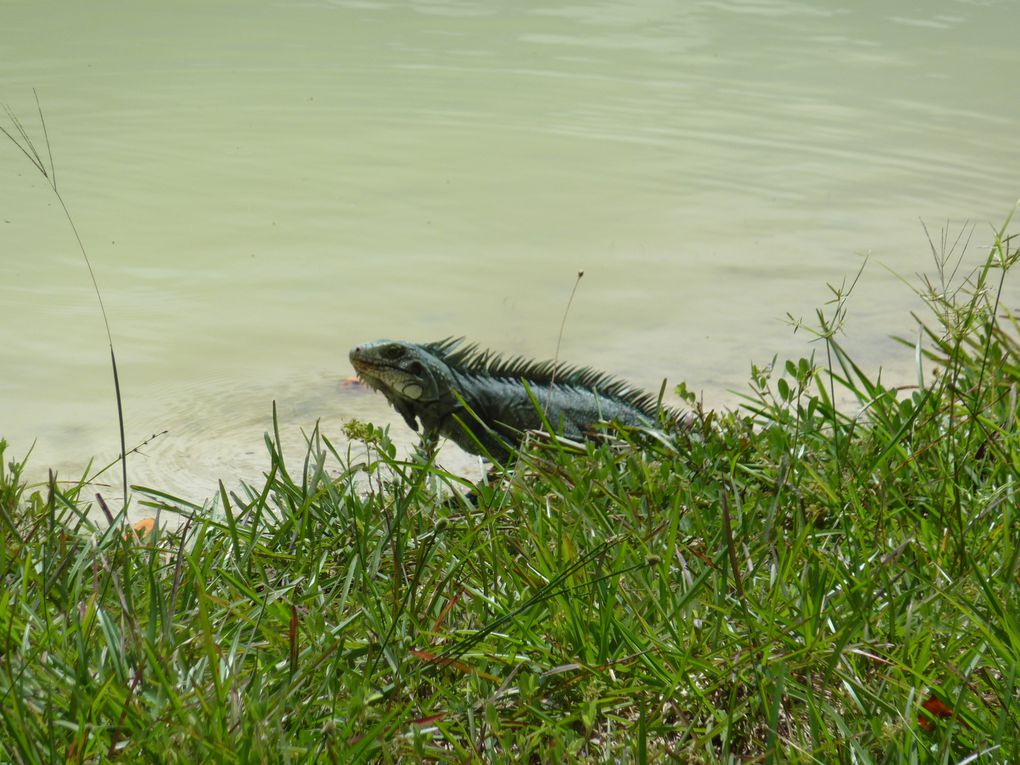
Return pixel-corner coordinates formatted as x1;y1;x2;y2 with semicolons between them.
349;339;453;431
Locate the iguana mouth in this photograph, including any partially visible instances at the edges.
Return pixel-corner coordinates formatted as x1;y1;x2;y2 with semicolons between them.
349;363;392;393
350;352;426;401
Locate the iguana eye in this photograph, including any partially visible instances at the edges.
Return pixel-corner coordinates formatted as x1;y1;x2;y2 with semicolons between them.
382;346;404;360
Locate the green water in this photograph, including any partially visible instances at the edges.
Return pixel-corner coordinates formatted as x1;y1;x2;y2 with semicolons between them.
2;0;1018;504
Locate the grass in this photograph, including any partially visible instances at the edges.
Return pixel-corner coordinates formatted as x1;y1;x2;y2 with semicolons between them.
2;94;128;506
1;221;1018;763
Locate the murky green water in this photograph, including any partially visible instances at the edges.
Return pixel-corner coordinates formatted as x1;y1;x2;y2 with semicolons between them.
2;0;1018;506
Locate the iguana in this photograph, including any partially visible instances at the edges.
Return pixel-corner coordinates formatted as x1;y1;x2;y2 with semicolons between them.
349;338;675;460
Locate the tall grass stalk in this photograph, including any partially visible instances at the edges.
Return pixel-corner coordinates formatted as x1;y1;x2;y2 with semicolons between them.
2;91;128;507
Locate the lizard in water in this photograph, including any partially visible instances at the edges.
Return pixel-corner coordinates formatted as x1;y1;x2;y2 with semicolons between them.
349;338;677;460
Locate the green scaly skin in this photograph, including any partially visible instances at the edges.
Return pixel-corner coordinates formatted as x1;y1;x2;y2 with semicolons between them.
349;338;671;461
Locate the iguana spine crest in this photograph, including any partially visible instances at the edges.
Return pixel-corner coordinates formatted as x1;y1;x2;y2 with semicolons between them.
422;337;662;417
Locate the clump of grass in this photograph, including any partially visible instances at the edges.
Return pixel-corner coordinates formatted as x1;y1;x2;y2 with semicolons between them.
0;222;1017;762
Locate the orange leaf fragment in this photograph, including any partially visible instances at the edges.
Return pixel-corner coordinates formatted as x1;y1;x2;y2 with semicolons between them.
431;590;461;632
918;696;954;732
126;517;157;543
409;649;500;682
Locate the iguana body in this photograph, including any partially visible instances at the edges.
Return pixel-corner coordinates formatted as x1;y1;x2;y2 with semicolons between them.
349;338;669;460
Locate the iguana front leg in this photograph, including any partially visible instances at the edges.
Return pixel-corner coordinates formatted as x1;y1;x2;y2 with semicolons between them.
415;428;441;464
